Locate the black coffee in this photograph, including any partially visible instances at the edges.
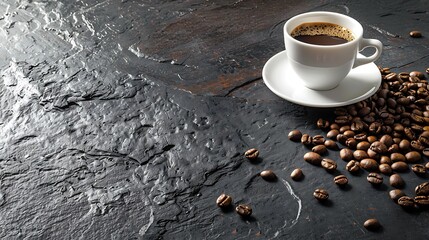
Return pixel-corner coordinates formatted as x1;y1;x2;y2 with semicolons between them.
291;22;354;45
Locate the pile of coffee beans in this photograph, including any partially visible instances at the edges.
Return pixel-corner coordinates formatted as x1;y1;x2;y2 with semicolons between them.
288;67;429;230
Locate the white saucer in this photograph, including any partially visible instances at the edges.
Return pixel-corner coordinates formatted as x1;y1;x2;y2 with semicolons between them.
262;50;381;107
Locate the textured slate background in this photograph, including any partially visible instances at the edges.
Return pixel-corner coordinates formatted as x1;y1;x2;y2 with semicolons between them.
0;0;428;239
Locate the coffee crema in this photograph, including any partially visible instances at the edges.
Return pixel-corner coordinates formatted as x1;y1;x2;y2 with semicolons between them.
290;22;355;45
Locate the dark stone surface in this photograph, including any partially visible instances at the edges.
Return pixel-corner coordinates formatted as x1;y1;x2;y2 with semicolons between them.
0;0;428;239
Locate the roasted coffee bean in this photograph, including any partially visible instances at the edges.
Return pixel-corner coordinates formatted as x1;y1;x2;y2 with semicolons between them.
367;149;380;160
410;70;425;79
390;173;405;188
260;170;277;181
330;123;340;130
415;196;429;206
354;133;368;141
405;151;422;163
235;204;252;217
334;175;348;185
389;189;406;203
339;125;351;133
304;152;322;165
391;153;406;162
321;158;337;171
312;135;325;145
410;30;422;38
388;144;399;153
353;150;369;161
412;164;426;175
291;168;303;181
343;130;355;138
345;138;357;149
346;160;360;173
216;193;232;207
356;141;370;151
419;131;429;146
360;158;379;171
370;141;388;154
327;129;340;140
288;130;302;142
336;134;348;144
313;188;329;201
340;148;354;161
351;119;366;132
367;135;378;143
380;135;393;147
317;118;330;129
369;122;383;135
244;148;259;160
324;140;339;150
334;108;347;116
301;134;313;145
415;182;429;196
399;139;411;151
364;218;381;231
423;148;429;157
379;163;392;175
335;115;352;125
380;156;392;165
410;140;425;151
398;196;415;208
426;162;429;170
367;172;383;185
312;145;327;155
404;127;415;140
391;161;408;172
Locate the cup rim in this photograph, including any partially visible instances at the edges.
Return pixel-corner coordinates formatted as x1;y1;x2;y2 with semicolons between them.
284;11;362;48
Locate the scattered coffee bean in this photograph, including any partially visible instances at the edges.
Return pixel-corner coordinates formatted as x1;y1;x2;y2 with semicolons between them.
327;129;339;140
304;152;322;165
317;118;330;129
426;162;429;170
288;130;302;142
340;148;354;161
244;148;259;160
324;139;339;150
353;150;369;161
334;175;348;186
346;160;360;173
414;196;429;206
410;30;422;38
321;158;337;171
235;204;252;217
379;163;392;175
391;161;408;172
312;135;325;145
312;145;327;155
216;194;232;207
389;189;406;203
390;152;406;162
415;182;429;196
301;134;313;145
360;158;379;171
410;71;425;79
411;164;426;175
364;218;381;231
398;196;415;208
389;173;405;188
260;170;277;181
291;168;303;181
367;172;383;185
405;151;422;163
313;188;329;201
379;156;392;165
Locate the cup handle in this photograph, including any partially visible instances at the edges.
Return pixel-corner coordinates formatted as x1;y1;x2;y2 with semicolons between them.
352;38;383;68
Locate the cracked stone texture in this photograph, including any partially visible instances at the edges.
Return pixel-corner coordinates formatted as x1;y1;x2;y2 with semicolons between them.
0;0;428;239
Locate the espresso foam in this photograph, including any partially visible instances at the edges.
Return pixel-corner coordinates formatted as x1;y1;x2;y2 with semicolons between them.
291;22;355;42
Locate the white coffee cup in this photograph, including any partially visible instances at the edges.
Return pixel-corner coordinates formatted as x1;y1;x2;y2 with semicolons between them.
284;11;383;91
